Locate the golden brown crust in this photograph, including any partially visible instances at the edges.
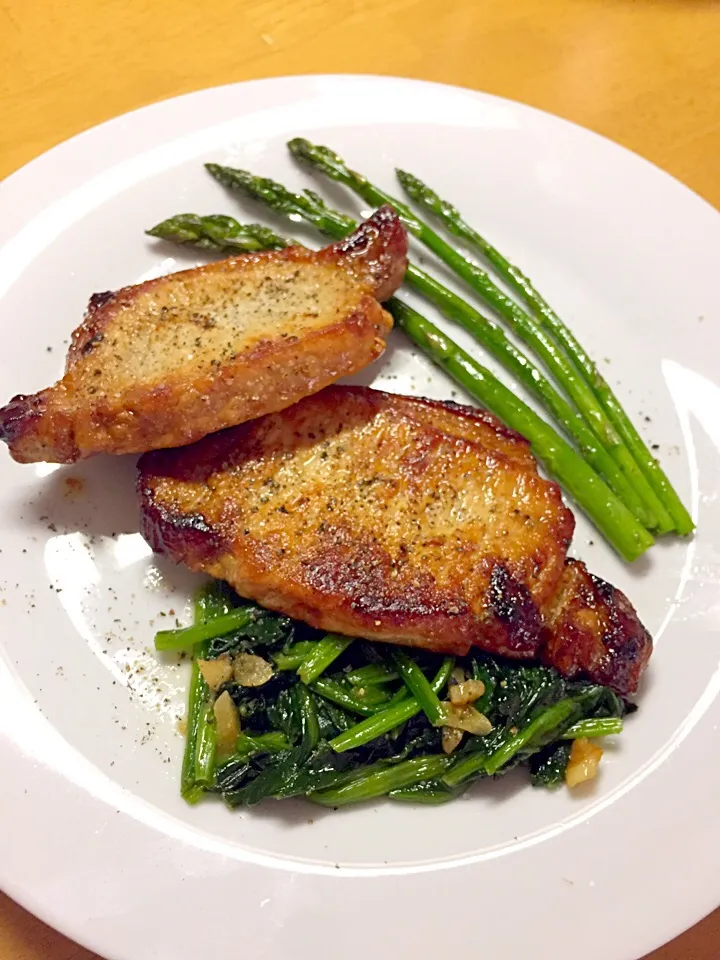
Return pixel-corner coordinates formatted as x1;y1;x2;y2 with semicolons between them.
138;386;578;663
0;209;407;464
381;394;536;469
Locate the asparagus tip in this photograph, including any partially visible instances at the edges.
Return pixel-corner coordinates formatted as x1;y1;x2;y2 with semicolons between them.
145;219;184;241
287;136;311;153
205;162;243;188
146;214;205;244
287;138;348;174
287;137;320;166
395;168;423;192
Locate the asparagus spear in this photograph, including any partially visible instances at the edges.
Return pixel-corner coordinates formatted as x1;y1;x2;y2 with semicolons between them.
197;171;656;529
147;211;654;561
395;170;694;535
147;213;290;252
286;139;673;533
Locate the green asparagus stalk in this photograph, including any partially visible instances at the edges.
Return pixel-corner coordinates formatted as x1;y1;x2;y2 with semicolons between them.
287;139;674;533
395;170;693;535
147;210;654;561
147;213;291;252
198;170;656;529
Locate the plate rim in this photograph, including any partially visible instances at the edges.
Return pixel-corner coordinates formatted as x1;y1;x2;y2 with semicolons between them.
3;73;718;224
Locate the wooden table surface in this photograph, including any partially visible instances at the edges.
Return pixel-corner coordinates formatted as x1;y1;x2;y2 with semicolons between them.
1;0;718;957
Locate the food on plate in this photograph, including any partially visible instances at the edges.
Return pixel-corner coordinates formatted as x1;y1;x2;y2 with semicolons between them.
158;580;630;808
0;207;407;464
199;157;690;553
148;209;654;563
0;141;666;811
138;386;651;697
138;146;669;808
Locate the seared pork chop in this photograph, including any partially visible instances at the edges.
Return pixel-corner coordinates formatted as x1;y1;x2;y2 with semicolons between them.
138;387;651;695
0;208;407;464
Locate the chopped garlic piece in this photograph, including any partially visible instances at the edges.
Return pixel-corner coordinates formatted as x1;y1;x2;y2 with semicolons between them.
442;703;493;736
197;655;232;691
213;690;241;758
566;737;603;788
233;653;274;687
442;726;464;754
449;679;486;706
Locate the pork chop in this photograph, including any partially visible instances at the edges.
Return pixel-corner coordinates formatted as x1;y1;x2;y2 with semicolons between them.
138;386;652;695
0;207;407;464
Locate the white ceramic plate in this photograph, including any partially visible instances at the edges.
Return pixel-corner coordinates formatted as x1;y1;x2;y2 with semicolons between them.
1;76;719;960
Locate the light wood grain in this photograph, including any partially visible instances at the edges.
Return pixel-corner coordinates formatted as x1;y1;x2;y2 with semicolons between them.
1;0;718;957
